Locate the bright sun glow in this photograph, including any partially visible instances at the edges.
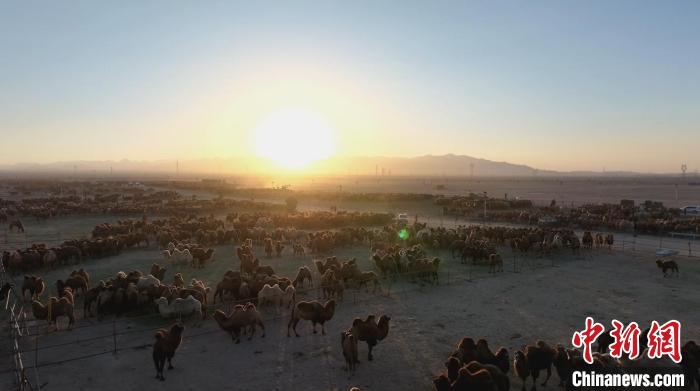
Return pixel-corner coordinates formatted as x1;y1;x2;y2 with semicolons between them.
254;108;336;169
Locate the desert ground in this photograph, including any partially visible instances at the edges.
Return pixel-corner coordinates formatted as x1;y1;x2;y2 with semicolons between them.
1;190;698;391
232;176;700;208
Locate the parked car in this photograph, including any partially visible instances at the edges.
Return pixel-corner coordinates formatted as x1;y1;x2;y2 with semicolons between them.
681;206;700;215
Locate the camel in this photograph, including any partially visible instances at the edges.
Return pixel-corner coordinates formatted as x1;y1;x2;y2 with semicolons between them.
32;297;75;330
582;232;593;249
356;271;380;293
681;340;700;390
351;314;391;361
523;341;556;391
191;248;214;268
84;281;106;317
9;219;25;233
293;266;313;288
153;323;184;381
70;269;90;288
274;241;284;257
258;284;284;309
488;254;503;274
450;366;499;391
150;263;167;281
594;233;604;249
213;274;240;304
342;331;359;374
453;337;478;365
513;350;530;391
57;275;88;297
656;259;679;277
287;299;336;337
475;339;509;372
604;234;614;249
292;243;305;256
173;273;185;288
42;250;57;269
155;295;203;320
465;361;510;391
212;303;265;343
22;275;45;300
264;238;273;257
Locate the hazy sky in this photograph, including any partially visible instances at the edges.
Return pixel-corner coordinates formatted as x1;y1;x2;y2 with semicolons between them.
1;1;698;173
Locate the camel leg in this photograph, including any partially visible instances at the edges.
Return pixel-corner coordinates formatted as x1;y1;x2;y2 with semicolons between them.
367;342;374;361
531;369;539;391
288;319;299;337
153;355;160;379
542;367;552;386
321;322;326;335
312;322;317;334
167;356;174;370
258;320;265;337
248;324;255;340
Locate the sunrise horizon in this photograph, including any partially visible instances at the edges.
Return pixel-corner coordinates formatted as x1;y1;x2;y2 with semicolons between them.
3;1;699;175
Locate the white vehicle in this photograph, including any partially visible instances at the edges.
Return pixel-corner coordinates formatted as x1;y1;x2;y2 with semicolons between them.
681;206;700;215
396;213;409;226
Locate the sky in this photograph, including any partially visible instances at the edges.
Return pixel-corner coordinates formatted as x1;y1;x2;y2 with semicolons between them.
1;1;698;173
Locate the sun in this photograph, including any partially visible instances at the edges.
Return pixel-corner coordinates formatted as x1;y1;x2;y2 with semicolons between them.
253;108;336;169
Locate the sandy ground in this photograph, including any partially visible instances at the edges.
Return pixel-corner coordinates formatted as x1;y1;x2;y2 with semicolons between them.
2;242;698;391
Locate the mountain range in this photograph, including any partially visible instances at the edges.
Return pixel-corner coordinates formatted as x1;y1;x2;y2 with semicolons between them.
0;155;647;177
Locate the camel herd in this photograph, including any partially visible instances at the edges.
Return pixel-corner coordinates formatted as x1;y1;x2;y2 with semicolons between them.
434;335;700;391
3;182;696;390
1;211;393;274
440;194;700;236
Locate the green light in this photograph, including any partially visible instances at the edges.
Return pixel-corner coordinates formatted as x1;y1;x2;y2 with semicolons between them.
398;228;409;240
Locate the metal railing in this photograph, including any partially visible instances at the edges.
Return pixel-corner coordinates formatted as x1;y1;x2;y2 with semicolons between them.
1;258;38;391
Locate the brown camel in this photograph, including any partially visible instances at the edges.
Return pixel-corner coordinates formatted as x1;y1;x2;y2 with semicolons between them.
32;297;75;330
350;314;391;361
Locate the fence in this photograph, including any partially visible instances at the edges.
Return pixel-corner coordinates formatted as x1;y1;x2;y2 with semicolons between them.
0;230;90;250
1;257;38;391
611;234;700;259
425;213;700;260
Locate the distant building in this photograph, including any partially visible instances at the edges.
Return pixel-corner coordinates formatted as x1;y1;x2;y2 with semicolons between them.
201;178;226;184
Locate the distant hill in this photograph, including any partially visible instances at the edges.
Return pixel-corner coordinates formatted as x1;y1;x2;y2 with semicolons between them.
306;154;555;176
0;154;651;177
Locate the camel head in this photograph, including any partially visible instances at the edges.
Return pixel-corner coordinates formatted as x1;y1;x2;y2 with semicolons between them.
170;323;185;336
213;309;228;324
31;299;47;318
433;375;450;391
